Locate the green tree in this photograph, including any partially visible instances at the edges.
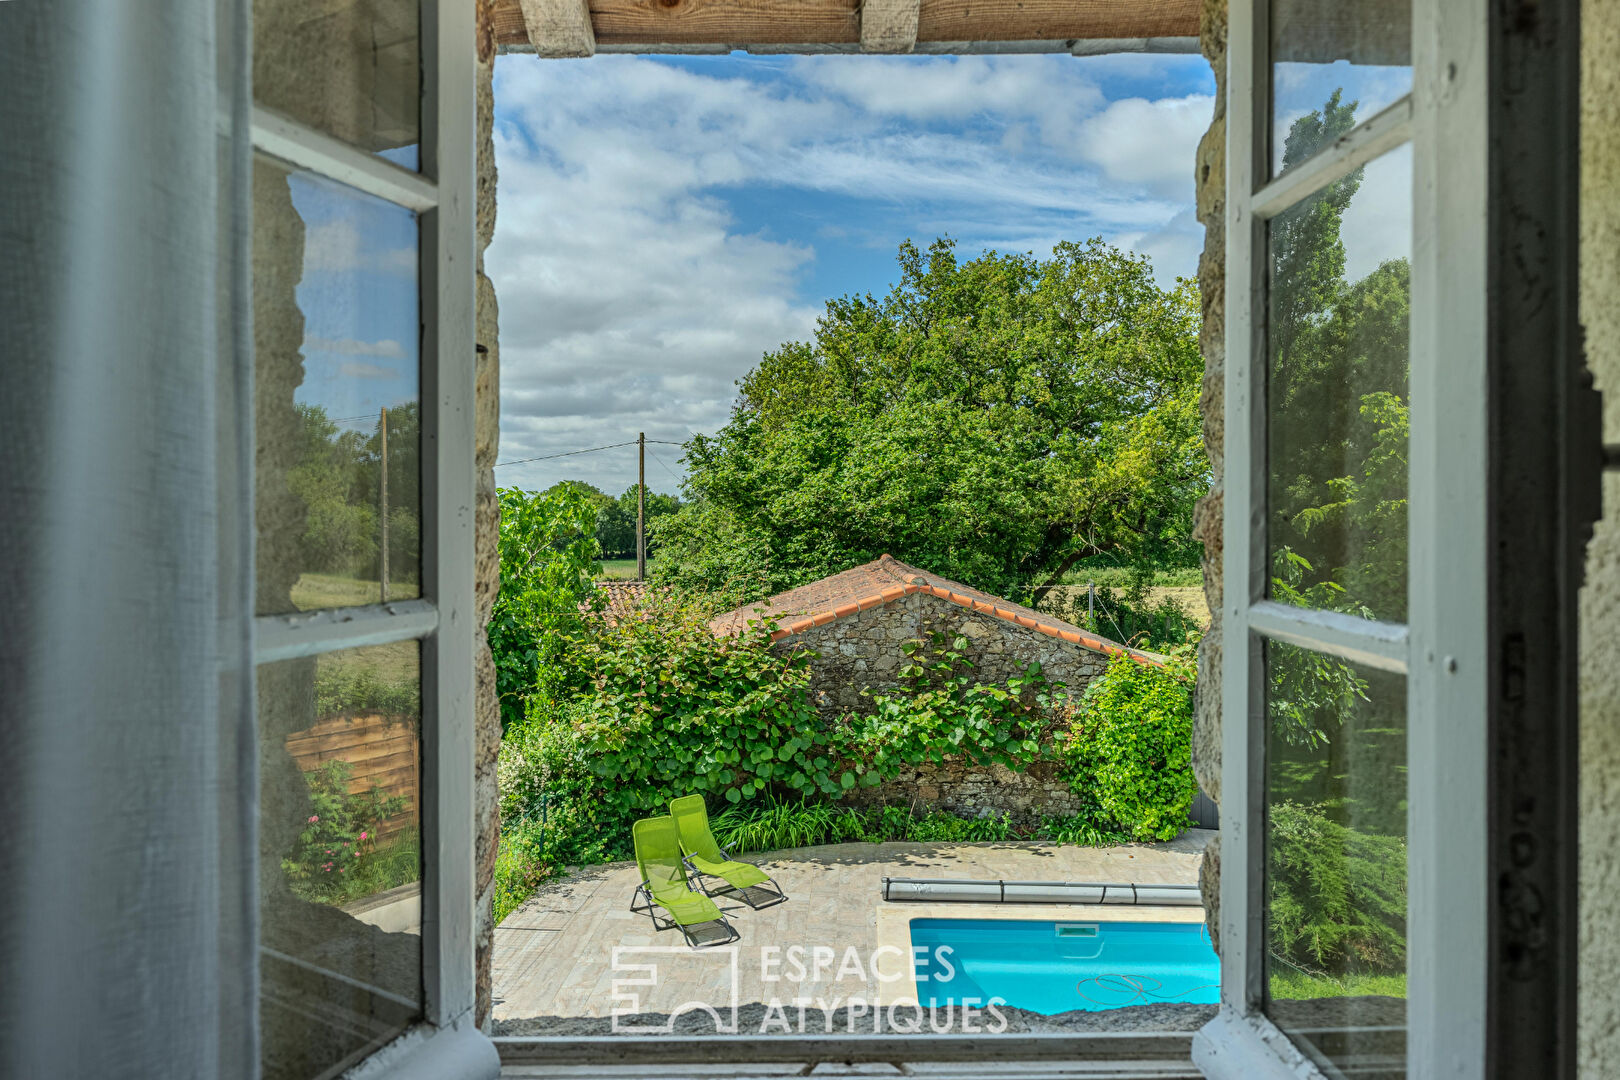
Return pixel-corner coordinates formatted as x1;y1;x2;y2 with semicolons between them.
1267;89;1411;622
287;404;377;575
654;237;1208;601
488;483;602;732
596;486;681;559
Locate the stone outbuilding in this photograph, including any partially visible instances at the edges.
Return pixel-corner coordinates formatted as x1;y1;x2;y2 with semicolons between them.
709;555;1162;824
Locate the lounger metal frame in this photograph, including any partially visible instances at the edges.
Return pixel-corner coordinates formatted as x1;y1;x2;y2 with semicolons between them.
629;878;741;949
681;849;789;910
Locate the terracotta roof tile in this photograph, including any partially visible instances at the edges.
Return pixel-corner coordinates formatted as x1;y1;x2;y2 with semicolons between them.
709;554;1160;665
588;580;653;627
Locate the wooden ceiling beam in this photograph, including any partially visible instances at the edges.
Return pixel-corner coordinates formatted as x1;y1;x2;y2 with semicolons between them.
492;0;1200;53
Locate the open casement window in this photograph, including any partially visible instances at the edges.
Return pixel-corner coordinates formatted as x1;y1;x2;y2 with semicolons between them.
1195;0;1587;1077
244;0;494;1075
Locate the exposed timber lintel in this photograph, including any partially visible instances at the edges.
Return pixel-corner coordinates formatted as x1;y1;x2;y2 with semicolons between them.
519;0;596;58
860;0;921;53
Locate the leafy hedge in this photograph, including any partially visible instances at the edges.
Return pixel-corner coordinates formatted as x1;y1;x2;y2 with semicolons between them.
492;593;1201;921
1058;653;1196;841
489;484;601;733
569;596;835;815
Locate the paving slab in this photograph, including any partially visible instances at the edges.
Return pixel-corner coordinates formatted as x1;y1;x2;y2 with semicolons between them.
492;831;1212;1024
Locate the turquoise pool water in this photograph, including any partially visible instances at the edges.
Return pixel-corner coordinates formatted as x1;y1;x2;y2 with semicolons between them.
909;918;1220;1015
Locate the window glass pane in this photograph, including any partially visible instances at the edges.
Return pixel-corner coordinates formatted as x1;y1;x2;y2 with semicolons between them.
253;0;420;169
1265;641;1406;1076
1266;142;1411;623
259;642;423;1080
254;157;421;615
1270;0;1411;177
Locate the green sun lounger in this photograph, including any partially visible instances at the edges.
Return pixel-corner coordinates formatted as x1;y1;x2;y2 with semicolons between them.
629;815;739;948
669;794;788;909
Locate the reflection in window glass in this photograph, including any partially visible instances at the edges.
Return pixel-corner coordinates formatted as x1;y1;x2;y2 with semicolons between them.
253;0;420;168
259;642;423;1080
1265;641;1406;1076
253;157;421;615
1266;143;1411;623
1270;0;1411;176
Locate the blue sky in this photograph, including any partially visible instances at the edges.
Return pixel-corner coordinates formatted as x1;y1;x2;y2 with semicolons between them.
486;52;1221;495
290;171;420;434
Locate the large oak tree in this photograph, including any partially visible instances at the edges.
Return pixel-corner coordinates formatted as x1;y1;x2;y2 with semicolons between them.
654;236;1208;602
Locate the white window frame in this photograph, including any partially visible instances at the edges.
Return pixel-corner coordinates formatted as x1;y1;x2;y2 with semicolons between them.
242;0;496;1075
1193;0;1493;1076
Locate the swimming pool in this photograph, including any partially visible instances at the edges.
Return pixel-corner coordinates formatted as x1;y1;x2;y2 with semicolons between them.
908;918;1220;1015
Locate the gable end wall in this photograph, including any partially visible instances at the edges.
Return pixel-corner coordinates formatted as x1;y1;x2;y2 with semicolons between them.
775;592;1109;823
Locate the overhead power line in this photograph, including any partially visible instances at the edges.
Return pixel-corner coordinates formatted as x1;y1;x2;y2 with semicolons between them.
495;438;687;469
495;440;637;468
649;451;683;485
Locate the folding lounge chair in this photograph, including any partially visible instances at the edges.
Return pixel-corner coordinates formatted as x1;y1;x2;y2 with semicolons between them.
629;815;740;948
669;794;788;909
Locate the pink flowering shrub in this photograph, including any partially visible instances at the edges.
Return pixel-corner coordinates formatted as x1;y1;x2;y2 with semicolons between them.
283;759;409;905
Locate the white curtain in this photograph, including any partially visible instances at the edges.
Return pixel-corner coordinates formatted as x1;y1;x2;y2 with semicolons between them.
0;1;256;1075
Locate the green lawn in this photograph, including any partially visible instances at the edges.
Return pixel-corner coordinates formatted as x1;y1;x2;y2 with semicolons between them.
292;572;421;610
1269;968;1407;1001
598;558;655;581
289;575;422;703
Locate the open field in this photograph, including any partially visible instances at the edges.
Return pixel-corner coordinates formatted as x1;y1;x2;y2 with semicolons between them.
1058;565;1203;589
597;557;655;581
291;572;420;610
288;574;423;692
1040;583;1210;631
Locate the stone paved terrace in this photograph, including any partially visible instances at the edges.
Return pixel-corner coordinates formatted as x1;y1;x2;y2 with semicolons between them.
492;830;1214;1031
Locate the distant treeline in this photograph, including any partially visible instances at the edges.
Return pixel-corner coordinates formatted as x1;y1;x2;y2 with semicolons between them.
542;480;680;561
290;402;421;583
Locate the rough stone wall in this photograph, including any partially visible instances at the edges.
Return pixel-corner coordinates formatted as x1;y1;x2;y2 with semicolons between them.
777;593;1109;823
785;592;1111;709
1192;0;1228;953
473;0;503;1032
836;759;1083;826
1579;0;1620;1070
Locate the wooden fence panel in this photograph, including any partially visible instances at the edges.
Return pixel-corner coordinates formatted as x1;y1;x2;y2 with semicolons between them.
285;714;420;844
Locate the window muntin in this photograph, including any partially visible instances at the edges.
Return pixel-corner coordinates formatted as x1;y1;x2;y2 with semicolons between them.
253;0;421;170
258;641;424;1080
1264;641;1407;1074
1265;142;1411;624
1269;0;1411;177
252;158;422;616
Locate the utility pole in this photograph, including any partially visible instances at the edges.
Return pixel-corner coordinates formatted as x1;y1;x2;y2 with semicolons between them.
379;406;389;603
636;431;646;581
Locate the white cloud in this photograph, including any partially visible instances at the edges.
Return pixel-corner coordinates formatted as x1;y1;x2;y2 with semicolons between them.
306;336;406;358
1340;141;1412;283
1075;94;1214;200
791;54;1104;129
301;219;415;275
337;361;400;379
488;54;1212;492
